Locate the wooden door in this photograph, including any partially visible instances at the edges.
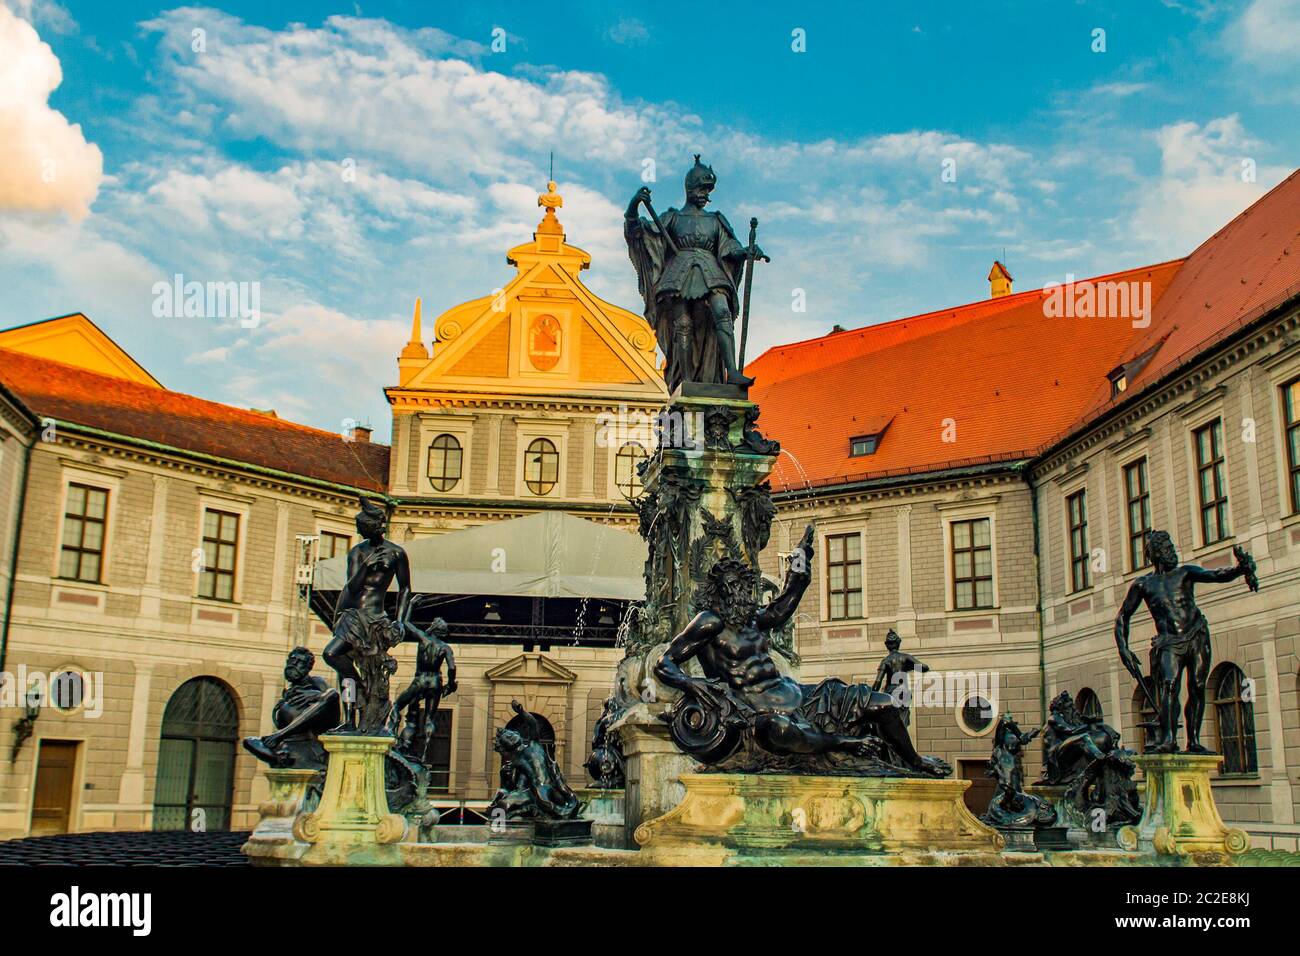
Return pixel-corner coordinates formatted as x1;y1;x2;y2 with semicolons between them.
30;740;78;835
958;758;995;817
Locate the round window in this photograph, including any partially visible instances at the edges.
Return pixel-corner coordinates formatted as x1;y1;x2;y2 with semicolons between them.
958;696;995;735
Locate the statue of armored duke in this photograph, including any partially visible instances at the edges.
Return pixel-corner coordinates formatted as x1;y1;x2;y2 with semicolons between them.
625;156;764;391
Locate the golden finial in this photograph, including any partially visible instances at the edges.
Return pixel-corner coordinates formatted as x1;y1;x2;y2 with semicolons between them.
537;181;564;236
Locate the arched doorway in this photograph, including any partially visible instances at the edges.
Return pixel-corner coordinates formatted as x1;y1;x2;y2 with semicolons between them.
1075;687;1103;721
505;710;556;761
153;678;239;831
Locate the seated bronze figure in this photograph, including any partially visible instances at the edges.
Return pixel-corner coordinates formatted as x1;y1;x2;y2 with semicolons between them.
242;647;340;771
654;525;950;777
1037;691;1141;826
489;700;582;821
584;690;626;789
983;712;1056;829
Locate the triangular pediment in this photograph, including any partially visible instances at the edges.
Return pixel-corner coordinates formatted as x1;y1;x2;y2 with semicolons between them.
484;652;578;685
0;313;162;388
392;251;666;400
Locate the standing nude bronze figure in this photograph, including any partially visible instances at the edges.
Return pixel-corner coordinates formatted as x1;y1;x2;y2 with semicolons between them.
324;498;412;734
1114;530;1258;754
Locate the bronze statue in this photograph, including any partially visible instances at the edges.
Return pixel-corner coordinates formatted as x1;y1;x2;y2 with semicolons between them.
324;498;412;734
983;712;1056;829
625;156;766;391
583;690;626;789
489;700;582;820
242;647;341;770
872;628;930;727
1037;691;1140;825
1114;530;1258;754
391;601;456;765
654;526;950;777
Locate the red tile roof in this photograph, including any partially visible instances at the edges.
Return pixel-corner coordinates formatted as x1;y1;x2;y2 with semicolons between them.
748;261;1185;490
748;168;1300;493
0;347;390;492
1073;167;1300;428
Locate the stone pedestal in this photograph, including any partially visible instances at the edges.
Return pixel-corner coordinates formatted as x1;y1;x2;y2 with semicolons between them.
1117;754;1248;858
997;826;1037;851
609;704;695;849
241;767;319;865
578;787;626;849
486;818;593;848
296;734;408;866
634;772;1005;862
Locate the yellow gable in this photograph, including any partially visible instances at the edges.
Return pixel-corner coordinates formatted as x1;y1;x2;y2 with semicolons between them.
388;183;665;405
0;313;163;388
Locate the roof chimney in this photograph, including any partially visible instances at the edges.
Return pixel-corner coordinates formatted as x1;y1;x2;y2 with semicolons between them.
988;260;1013;298
348;423;372;444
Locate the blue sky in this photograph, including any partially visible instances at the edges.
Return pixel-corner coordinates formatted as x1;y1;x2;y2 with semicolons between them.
2;0;1298;440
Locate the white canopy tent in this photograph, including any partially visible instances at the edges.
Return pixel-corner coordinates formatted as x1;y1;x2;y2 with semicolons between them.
312;511;646;600
309;512;646;648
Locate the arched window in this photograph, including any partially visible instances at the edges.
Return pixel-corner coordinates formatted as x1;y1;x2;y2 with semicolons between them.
615;442;647;498
505;710;557;761
1075;687;1103;721
427;434;463;491
153;678;239;832
1212;664;1257;775
524;438;559;496
1133;680;1158;753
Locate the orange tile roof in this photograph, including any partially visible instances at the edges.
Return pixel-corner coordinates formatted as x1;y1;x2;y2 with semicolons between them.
0;347;389;492
749;167;1300;494
747;260;1184;491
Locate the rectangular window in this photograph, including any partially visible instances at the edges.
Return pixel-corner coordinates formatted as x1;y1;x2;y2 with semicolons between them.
1284;377;1300;514
1193;419;1229;544
319;531;351;561
427;710;454;793
951;518;994;610
1123;458;1152;572
198;509;240;601
59;484;108;583
825;533;863;620
1067;490;1090;592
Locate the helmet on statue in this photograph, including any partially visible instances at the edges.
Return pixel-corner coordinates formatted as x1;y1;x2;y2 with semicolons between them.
684;154;716;193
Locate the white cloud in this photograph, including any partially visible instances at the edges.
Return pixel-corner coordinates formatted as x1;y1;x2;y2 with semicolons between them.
0;4;102;219
607;18;650;46
1130;115;1286;258
1225;0;1300;64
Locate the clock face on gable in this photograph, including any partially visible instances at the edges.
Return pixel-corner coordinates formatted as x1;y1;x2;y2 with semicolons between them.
527;315;562;371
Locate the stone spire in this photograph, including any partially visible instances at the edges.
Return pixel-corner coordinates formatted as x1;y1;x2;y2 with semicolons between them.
398;297;429;385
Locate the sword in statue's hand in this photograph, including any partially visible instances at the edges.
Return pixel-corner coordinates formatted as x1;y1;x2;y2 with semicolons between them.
738;217;769;368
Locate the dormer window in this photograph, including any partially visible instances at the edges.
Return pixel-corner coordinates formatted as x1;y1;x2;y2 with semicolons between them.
850;434;879;457
1110;372;1127;397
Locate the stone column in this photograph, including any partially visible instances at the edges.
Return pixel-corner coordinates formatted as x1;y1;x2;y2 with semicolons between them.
609;705;693;850
117;662;154;811
297;735;407;865
896;504;916;638
1260;637;1296;825
484;415;501;496
140;476;168;619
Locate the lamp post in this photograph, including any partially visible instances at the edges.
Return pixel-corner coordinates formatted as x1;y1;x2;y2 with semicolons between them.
10;680;41;763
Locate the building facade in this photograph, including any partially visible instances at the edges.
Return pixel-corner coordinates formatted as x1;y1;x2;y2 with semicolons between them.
749;170;1300;848
1;171;1297;849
